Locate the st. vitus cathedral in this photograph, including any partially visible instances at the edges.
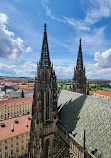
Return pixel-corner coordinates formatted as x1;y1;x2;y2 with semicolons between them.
28;24;95;158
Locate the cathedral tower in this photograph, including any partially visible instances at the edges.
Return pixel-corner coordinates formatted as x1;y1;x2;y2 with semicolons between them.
29;24;59;158
72;39;86;94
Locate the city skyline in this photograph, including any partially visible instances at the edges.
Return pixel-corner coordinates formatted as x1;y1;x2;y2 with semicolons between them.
0;0;111;79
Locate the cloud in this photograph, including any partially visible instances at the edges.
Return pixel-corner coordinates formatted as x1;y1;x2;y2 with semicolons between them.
63;16;90;31
85;0;111;24
0;13;23;60
22;61;36;74
41;0;111;31
54;64;74;79
25;47;32;53
0;13;31;60
0;63;16;76
0;61;37;77
86;48;111;79
86;64;111;79
94;49;111;68
80;27;108;54
41;0;62;21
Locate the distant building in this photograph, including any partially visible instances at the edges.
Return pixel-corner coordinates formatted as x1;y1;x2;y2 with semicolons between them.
0;97;32;120
94;90;111;100
72;39;86;94
6;90;33;99
0;115;31;158
0;91;5;98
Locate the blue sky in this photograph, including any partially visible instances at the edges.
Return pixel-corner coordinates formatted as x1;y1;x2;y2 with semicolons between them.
0;0;111;79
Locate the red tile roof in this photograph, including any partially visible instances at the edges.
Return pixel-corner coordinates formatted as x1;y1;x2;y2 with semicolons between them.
0;97;33;108
94;90;111;97
14;84;34;91
20;87;34;91
0;115;31;141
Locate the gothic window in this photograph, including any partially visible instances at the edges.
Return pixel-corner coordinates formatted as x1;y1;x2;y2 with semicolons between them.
45;139;50;158
41;91;44;120
46;91;49;120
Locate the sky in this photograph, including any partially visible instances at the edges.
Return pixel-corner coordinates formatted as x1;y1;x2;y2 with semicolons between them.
0;0;111;79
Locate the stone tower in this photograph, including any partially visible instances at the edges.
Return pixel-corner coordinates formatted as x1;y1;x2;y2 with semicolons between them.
72;39;86;94
29;24;59;158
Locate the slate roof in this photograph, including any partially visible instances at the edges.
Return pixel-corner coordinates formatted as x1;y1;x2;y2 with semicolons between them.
58;90;111;158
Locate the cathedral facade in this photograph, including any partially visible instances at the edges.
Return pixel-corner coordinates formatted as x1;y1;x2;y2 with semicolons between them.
28;24;67;158
28;24;96;158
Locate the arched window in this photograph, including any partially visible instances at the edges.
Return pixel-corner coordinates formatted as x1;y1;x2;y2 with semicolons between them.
41;91;44;120
46;91;49;120
45;139;50;158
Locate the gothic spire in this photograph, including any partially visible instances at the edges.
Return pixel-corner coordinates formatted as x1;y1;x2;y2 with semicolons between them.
39;23;51;67
76;38;83;71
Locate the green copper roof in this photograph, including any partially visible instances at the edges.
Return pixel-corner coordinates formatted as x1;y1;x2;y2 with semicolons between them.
58;90;111;158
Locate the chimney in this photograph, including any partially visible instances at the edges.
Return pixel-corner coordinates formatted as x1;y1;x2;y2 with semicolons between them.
11;123;14;132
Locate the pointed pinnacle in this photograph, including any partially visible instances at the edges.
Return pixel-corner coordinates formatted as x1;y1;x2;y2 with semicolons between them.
79;38;82;51
44;23;47;32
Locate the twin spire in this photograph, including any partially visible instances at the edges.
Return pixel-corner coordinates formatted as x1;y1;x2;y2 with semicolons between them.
39;23;51;67
39;23;84;71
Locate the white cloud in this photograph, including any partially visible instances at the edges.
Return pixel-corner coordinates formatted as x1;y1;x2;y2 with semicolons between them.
0;13;32;60
85;0;111;24
23;61;36;73
0;13;8;24
0;13;24;60
0;63;16;76
86;64;111;79
41;0;111;31
86;48;111;79
25;47;32;53
94;49;111;68
0;61;37;77
54;64;74;79
63;16;90;31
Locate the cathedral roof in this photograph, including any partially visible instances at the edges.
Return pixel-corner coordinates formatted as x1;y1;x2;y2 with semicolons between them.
58;90;111;158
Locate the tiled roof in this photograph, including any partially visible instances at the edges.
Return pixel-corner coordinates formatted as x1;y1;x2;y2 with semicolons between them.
0;115;31;141
94;90;111;97
58;90;111;158
14;84;34;91
20;87;34;91
0;97;33;108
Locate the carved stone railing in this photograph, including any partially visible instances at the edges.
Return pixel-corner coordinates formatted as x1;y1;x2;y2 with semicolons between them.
43;124;53;135
57;123;96;158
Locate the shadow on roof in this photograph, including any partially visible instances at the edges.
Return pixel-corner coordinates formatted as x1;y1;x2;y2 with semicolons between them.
58;94;87;133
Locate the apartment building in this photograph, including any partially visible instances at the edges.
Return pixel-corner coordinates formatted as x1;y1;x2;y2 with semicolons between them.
0;115;31;158
94;90;111;100
0;97;33;120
